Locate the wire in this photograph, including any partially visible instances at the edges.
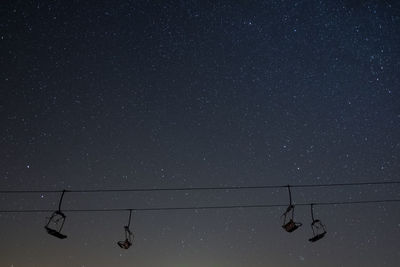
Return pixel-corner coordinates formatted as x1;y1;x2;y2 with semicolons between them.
0;180;399;194
1;199;399;213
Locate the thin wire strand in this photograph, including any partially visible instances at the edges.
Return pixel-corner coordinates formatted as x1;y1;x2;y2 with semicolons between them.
0;180;399;194
0;199;399;213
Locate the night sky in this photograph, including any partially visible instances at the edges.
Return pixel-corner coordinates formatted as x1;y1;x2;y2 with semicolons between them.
1;0;400;266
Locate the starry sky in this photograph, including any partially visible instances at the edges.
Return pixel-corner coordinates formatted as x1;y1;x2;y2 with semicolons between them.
1;0;400;266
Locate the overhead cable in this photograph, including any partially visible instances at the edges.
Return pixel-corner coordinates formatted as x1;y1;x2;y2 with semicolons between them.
1;198;399;213
0;180;399;194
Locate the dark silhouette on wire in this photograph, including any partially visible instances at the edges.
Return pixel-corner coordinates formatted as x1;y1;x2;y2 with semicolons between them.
44;190;67;239
308;204;327;242
2;185;396;246
117;209;134;249
281;185;302;233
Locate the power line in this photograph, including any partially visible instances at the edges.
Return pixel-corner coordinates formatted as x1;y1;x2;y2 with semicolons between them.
0;180;399;194
1;198;399;213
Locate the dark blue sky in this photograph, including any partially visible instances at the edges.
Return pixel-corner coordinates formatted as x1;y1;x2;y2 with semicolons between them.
1;0;399;266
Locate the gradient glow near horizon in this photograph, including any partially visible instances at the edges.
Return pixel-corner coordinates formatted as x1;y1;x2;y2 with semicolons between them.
1;0;400;266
